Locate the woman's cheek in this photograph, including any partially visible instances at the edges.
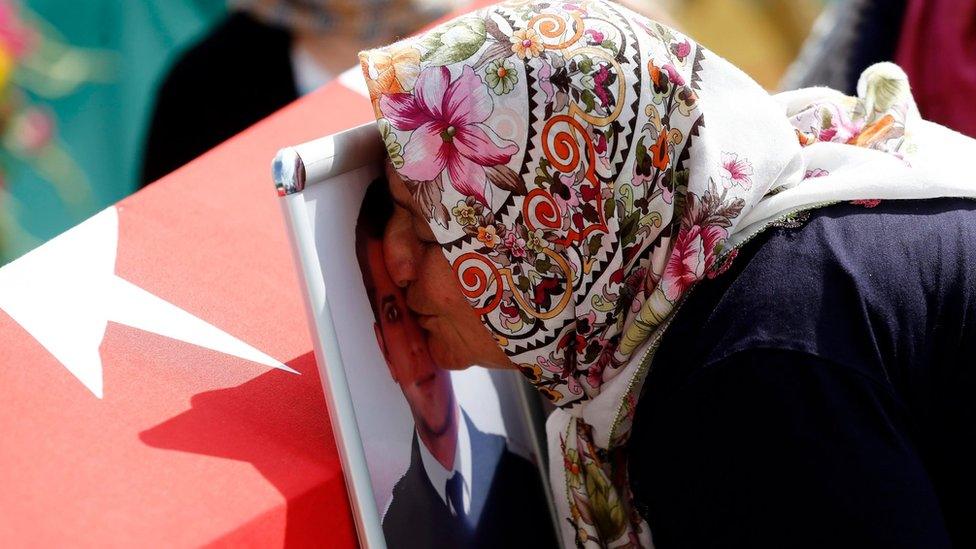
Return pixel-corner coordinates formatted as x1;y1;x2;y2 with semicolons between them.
423;250;464;311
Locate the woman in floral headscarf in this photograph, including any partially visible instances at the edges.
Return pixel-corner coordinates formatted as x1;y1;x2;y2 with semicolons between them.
360;0;976;546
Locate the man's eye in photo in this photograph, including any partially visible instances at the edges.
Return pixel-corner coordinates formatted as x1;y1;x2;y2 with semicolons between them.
384;303;401;323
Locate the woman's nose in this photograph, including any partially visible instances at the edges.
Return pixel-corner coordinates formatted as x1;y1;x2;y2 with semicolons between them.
383;208;420;288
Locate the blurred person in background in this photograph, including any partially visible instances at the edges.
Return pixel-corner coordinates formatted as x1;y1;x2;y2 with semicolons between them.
662;0;823;89
895;1;976;138
0;0;225;264
140;0;455;185
782;0;908;94
786;0;976;139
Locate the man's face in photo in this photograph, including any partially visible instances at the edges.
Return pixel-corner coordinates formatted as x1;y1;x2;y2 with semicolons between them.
363;236;455;439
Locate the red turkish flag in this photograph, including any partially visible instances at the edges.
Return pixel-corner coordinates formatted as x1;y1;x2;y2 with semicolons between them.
0;79;372;546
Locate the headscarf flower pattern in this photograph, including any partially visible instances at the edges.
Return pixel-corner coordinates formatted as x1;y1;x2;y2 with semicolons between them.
362;0;728;411
381;65;520;206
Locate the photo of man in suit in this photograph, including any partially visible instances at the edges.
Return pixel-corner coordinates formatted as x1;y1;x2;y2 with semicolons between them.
356;181;558;548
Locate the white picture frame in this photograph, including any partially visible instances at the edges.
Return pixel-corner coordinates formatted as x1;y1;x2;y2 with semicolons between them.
273;123;556;549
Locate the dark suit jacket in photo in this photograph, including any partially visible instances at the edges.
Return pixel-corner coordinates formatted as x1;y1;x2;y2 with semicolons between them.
382;411;558;548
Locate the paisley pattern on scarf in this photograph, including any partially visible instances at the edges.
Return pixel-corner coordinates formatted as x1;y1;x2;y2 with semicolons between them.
361;1;976;546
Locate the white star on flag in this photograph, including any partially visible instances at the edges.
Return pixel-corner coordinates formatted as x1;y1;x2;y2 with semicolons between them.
0;207;297;398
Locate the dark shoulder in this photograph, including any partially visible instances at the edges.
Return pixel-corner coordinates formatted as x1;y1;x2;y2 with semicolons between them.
465;420;545;499
467;420;540;476
495;438;544;484
381;463;426;545
142;12;297;184
468;426;558;547
383;458;424;522
155;11;295;105
628;199;976;549
656;198;976;392
628;348;952;549
168;12;292;78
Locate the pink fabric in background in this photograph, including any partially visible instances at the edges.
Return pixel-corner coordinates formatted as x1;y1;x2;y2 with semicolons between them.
896;0;976;137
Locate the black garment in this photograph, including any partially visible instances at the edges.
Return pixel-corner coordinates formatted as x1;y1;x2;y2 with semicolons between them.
382;411;558;549
141;12;298;185
841;0;909;94
627;198;976;548
786;0;908;94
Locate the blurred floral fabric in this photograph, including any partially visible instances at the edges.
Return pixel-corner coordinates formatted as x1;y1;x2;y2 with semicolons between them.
0;0;225;264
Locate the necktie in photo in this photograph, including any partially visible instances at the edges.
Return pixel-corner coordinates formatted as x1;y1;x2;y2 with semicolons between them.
446;471;465;520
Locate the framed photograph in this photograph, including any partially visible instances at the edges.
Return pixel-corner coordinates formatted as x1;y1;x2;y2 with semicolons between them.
274;123;558;548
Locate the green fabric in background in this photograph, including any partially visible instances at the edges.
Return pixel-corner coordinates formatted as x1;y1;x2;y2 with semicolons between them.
2;0;227;263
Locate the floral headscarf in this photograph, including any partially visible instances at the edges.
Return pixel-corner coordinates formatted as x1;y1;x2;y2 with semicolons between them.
360;1;976;545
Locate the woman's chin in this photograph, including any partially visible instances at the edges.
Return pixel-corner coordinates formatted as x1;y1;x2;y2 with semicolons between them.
430;337;470;371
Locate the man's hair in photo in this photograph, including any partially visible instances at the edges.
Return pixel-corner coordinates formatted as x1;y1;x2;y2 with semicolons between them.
355;176;395;322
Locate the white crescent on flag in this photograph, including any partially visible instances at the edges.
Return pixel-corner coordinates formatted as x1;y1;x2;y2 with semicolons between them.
0;206;297;399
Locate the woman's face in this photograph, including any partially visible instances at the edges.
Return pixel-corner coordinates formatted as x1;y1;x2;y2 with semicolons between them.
382;163;515;371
